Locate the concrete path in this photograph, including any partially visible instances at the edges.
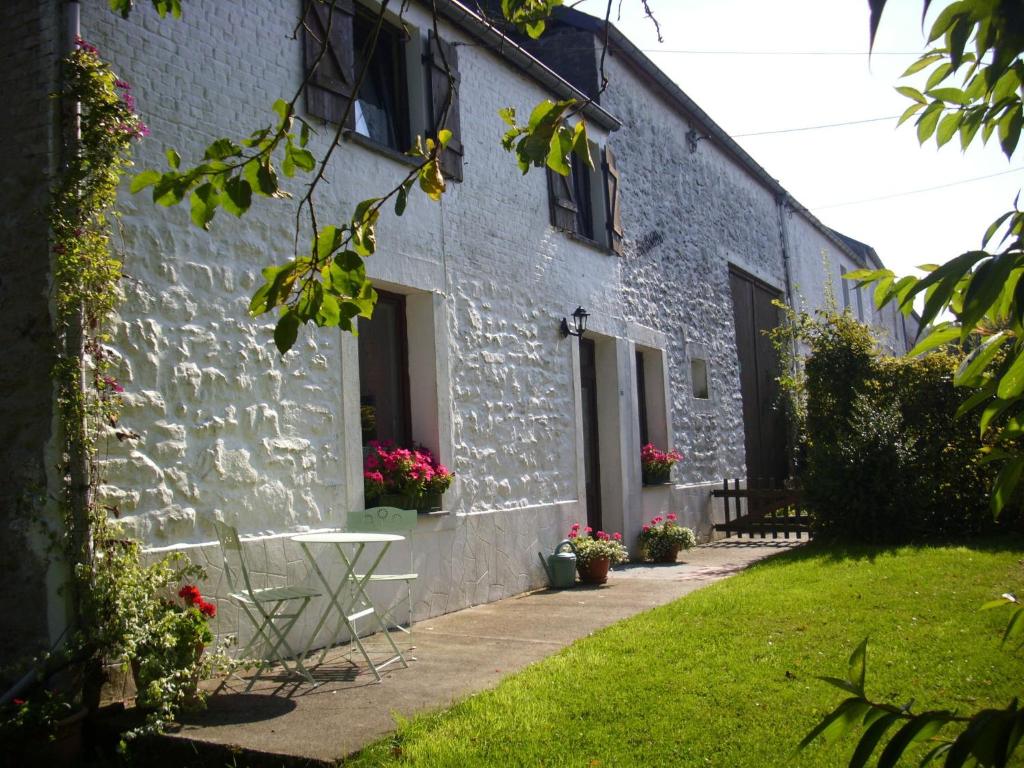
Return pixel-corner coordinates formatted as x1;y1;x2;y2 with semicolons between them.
157;539;802;766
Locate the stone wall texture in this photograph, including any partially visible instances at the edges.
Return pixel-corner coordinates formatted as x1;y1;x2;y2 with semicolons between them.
0;0;62;674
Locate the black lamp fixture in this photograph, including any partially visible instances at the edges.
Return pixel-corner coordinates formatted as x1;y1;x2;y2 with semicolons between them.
560;306;590;338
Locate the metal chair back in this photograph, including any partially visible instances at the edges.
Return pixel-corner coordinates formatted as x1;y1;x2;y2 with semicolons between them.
212;519;256;597
347;506;417;535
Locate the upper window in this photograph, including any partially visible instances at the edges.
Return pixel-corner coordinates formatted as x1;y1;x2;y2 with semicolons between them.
302;0;463;178
547;143;623;254
352;7;409;150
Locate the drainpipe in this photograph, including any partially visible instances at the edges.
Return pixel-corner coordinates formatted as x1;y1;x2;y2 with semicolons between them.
776;192;795;308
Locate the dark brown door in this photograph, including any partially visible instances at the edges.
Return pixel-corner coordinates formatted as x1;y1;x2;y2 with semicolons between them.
729;268;787;485
579;338;603;531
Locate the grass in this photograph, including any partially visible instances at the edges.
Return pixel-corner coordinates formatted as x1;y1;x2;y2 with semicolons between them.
346;539;1024;767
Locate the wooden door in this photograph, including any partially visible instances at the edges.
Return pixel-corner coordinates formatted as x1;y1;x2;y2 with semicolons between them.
579;338;603;531
729;268;787;485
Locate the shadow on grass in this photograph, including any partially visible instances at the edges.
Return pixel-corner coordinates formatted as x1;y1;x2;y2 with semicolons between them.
743;533;1024;571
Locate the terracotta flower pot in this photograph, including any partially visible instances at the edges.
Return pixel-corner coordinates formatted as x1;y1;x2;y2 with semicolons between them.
577;556;611;584
653;546;680;564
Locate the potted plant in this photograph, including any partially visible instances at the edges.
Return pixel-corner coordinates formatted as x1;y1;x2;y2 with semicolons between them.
639;513;696;563
0;690;88;764
567;523;628;584
641;443;683;485
131;583;216;712
363;440;454;512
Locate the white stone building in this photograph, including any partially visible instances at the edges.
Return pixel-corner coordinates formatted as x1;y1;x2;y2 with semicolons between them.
0;0;913;660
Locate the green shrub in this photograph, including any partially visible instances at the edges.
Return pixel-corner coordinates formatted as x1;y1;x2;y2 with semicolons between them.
784;309;1018;543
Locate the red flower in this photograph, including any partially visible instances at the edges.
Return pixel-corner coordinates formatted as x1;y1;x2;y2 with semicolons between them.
198;600;217;618
666;513;677;521
612;532;622;541
178;585;200;605
642;524;651;533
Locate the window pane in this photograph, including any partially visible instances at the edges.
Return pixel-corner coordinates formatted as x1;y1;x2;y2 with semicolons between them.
359;293;411;446
636;350;649;446
353;12;407;150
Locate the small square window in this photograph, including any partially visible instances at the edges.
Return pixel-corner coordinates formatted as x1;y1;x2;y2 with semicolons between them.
691;359;709;400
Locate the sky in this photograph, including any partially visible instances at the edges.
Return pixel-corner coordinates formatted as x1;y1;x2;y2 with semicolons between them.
574;0;1022;278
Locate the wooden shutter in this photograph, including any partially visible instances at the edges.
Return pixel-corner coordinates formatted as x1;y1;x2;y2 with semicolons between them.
303;0;356;128
428;32;464;181
603;145;624;255
547;167;578;232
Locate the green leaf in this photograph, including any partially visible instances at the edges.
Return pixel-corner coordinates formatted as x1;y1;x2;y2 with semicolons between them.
979;396;1013;435
546;129;573;176
983;211;1015;248
901;53;944;78
998;106;1023;159
927;87;968;105
166;148;181;169
959;255;1016;333
395;180;412;217
204;138;242;160
130;169;161;194
221;177;252;217
850;713;901;768
955;332;1008;387
317;292;341;325
571;121;593;170
991;455;1024;517
897;85;928;104
924;61;953;89
1002;606;1023;645
274;311;300;354
897;102;926;127
817;676;864;696
189;182;217;230
316;226;344;261
936;111;961;147
438;128;453;147
289;145;316;172
877;714;952;768
907;324;960;356
848;638;867;695
996;348;1024;400
799;697;871;750
916;102;944;143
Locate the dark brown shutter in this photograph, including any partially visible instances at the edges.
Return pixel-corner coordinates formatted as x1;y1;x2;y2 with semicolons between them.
303;0;356;128
428;31;464;181
603;145;624;255
548;167;578;231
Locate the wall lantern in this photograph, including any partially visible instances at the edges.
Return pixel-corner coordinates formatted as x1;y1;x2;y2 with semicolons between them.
560;306;590;339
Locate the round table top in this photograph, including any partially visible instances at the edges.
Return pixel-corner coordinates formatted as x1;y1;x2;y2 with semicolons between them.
291;531;404;544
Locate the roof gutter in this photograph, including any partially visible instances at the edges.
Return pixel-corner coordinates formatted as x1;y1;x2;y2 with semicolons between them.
432;0;622;132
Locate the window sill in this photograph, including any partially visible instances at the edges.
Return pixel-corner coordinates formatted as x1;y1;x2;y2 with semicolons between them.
343;130;421;170
554;227;615;256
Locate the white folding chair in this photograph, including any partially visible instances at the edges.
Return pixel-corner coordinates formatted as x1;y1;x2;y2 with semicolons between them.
212;520;322;690
345;507;418;650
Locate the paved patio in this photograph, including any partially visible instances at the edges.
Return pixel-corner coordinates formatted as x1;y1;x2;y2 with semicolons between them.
143;539;803;766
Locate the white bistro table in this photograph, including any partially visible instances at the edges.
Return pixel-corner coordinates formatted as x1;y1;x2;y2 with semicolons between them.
290;531;409;682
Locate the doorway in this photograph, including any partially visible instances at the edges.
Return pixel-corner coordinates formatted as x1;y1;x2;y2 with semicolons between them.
729;267;787;485
578;337;603;531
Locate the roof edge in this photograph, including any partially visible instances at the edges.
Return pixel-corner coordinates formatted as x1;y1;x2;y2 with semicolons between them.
434;0;622;132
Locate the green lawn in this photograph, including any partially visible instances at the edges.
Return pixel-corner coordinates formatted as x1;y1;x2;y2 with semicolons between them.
347;540;1024;767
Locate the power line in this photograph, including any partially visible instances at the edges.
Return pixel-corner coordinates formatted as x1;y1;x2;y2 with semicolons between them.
733;115;900;138
810;167;1024;211
641;48;920;56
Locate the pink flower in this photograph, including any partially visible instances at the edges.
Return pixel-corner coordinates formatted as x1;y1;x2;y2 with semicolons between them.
585;526;593;534
652;516;662;525
597;531;609;540
612;532;622;541
666;513;677;521
642;524;651;533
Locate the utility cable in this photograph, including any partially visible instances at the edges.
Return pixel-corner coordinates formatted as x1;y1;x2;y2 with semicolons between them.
733;115;901;138
810;167;1024;211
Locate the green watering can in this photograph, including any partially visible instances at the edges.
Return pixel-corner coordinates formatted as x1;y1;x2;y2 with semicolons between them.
539;539;577;589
